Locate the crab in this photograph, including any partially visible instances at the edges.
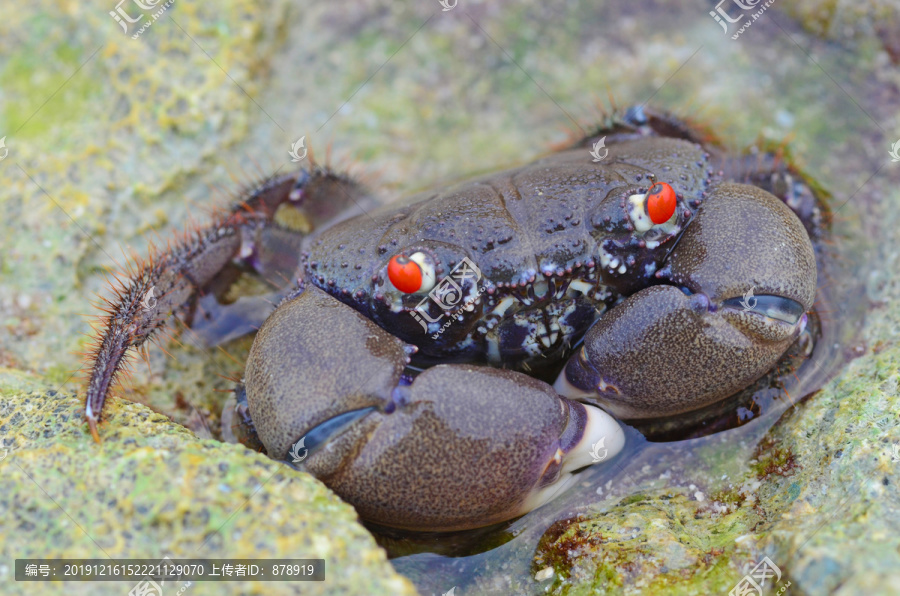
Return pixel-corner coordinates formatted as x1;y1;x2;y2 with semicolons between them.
83;106;825;532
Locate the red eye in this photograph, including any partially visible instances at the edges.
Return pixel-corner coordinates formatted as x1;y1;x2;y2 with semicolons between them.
647;182;677;224
388;255;423;293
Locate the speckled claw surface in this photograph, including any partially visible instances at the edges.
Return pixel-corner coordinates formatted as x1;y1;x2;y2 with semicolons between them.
245;287;623;531
555;182;817;419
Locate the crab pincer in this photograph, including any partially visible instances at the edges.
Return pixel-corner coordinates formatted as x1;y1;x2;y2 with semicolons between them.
555;182;816;419
244;286;624;531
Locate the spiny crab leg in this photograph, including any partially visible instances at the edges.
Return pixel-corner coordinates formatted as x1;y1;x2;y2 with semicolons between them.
83;173;302;442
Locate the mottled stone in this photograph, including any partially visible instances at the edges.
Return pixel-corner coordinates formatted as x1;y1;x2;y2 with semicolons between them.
0;384;415;596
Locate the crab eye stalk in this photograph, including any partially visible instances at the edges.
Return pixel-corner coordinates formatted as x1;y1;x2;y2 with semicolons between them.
646;182;677;224
388;255;422;293
387;252;436;294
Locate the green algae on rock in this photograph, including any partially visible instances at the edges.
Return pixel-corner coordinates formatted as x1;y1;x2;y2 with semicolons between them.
529;334;900;595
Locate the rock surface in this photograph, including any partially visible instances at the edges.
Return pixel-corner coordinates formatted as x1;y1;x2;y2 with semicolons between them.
0;377;415;596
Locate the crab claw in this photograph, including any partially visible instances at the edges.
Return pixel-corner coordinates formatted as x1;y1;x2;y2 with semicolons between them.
244;286;623;531
555;182;816;419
